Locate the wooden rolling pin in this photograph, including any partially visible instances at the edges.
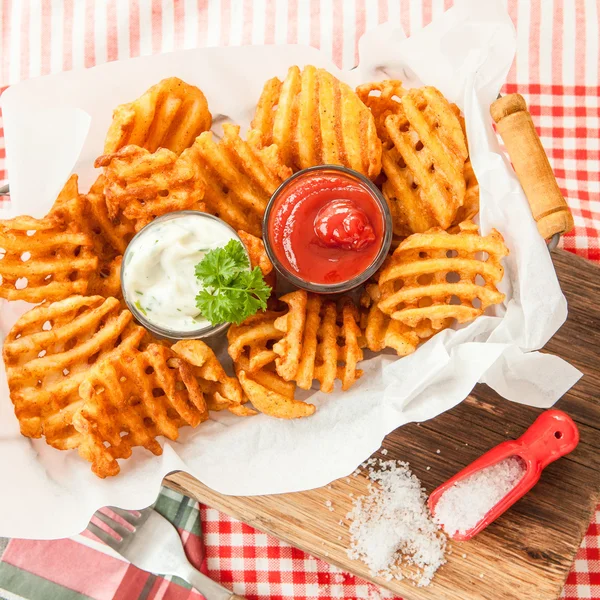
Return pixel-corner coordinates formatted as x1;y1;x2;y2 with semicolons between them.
490;93;574;242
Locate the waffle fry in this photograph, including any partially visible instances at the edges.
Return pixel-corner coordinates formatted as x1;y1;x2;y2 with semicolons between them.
381;86;468;235
95;145;206;231
236;358;315;419
356;79;406;144
227;311;313;418
237;230;273;279
273;290;364;393
228;311;284;374
3;295;144;443
74;342;210;477
360;284;421;356
104;77;212;155
377;221;508;331
171;340;252;416
252;65;382;179
189;124;292;237
83;175;136;256
0;177;98;303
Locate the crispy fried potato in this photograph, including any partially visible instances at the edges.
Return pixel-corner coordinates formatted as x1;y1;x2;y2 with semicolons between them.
377;221;509;331
360;284;421;356
95;145;206;231
74;342;210;478
252;65;382;180
104;77;212;155
236;359;315;420
227;311;313;418
273;290;364;393
356;79;406;144
228;310;284;374
0;177;98;303
188;124;292;237
381;87;468;235
3;295;145;443
83;175;136;256
171;340;252;416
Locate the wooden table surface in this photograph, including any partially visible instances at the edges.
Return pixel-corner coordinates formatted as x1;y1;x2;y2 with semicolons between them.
166;249;600;600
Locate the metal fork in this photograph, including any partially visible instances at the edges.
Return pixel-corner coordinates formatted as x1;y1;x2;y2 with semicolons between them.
89;507;245;600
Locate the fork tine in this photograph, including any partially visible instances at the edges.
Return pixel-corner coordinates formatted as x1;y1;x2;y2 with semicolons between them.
94;510;133;539
110;506;141;526
88;521;121;549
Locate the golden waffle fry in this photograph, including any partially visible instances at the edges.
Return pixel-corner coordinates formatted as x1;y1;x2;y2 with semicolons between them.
273;290;364;393
235;355;314;419
104;77;212;155
356;79;406;143
171;340;252;416
95;145;206;231
74;342;210;478
452;158;479;227
189;124;292;237
228;311;284;374
360;284;420;356
377;221;509;331
3;295;145;444
237;230;273;278
47;175;127;299
83;175;136;256
381;86;468;235
0;177;98;303
252;65;382;180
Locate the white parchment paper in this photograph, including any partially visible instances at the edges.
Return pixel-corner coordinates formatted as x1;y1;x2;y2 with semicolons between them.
0;0;582;539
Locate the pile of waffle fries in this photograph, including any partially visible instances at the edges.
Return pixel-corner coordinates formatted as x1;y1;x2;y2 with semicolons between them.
0;67;508;477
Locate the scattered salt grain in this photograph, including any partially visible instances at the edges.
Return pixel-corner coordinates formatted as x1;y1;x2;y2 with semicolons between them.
436;449;440;454
480;574;484;578
346;459;446;587
462;553;467;559
338;519;344;526
325;500;332;507
381;449;388;456
426;466;431;471
434;456;526;536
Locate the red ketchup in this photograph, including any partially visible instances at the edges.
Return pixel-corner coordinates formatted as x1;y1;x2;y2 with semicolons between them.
267;170;385;286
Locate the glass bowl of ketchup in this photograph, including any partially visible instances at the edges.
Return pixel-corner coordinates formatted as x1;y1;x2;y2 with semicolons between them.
263;165;392;293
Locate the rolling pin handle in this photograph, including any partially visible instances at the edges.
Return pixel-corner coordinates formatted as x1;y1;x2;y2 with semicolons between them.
490;93;574;243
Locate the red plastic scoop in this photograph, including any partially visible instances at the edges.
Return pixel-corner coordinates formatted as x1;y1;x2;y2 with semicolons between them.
428;409;579;541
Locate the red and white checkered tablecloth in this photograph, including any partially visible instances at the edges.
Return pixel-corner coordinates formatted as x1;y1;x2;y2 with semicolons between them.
0;2;598;599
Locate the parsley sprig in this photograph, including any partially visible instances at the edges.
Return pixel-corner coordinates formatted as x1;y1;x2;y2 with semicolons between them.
195;239;271;326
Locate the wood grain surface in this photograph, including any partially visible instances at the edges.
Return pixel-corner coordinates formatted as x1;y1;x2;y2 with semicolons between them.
166;249;600;600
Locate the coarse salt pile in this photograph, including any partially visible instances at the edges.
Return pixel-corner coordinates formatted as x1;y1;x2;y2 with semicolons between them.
346;460;446;587
434;456;526;536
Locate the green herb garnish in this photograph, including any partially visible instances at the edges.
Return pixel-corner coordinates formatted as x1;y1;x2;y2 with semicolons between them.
195;239;271;326
135;290;143;296
134;300;147;316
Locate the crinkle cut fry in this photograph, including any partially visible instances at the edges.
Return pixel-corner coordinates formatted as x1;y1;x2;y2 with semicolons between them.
104;77;212;155
0;176;98;303
95;144;206;231
189;124;292;237
2;295;144;446
74;342;210;478
273;290;364;393
377;221;509;331
252;65;382;180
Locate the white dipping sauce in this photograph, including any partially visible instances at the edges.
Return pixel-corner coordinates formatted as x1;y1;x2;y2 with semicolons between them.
123;214;238;332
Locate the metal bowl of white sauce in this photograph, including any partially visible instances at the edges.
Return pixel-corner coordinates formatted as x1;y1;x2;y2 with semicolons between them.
121;211;246;340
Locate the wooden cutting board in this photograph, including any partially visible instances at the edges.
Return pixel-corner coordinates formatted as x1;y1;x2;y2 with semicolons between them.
166;249;600;600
